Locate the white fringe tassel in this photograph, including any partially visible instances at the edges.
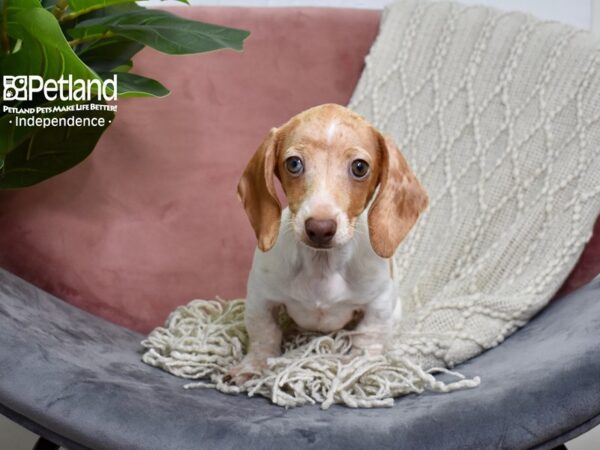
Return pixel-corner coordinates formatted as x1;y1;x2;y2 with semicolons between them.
141;299;480;409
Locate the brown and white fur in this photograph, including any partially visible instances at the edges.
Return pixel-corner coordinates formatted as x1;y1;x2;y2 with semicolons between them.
227;104;428;384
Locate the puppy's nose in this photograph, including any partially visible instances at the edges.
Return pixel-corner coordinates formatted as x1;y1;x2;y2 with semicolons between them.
305;218;337;246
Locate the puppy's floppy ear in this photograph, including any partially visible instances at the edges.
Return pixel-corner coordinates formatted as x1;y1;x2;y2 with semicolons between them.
368;133;428;258
237;128;282;252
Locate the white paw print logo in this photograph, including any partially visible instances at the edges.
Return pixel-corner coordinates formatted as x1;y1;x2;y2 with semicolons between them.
3;76;28;101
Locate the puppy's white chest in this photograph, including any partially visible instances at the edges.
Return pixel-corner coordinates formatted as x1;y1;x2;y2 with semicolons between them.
285;270;358;332
291;271;349;306
285;300;357;332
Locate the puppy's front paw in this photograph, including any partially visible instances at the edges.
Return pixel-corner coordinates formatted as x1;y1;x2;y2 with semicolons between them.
223;354;268;385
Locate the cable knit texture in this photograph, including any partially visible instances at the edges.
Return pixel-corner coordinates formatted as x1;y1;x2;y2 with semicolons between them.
349;0;600;368
142;1;600;408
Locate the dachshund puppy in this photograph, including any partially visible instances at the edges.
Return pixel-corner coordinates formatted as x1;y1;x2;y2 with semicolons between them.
227;104;427;383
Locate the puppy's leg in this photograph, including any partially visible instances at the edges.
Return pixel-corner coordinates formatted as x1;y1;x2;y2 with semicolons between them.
225;296;282;385
352;284;397;356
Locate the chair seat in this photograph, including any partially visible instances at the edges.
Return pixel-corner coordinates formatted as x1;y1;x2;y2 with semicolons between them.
0;268;599;450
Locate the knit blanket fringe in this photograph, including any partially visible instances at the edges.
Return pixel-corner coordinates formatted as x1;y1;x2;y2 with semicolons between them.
141;298;480;409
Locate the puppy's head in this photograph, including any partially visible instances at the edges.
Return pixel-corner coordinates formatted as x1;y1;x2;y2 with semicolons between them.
237;104;428;258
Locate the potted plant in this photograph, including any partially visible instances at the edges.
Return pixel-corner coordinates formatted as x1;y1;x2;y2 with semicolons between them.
0;0;249;188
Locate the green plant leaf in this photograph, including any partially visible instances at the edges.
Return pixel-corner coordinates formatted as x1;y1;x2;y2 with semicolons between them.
110;60;132;72
2;0;40;12
66;0;189;14
0;2;100;82
70;9;250;55
41;0;58;8
1;0;41;55
0;105;114;188
0;111;37;159
77;37;143;72
67;0;136;12
100;71;169;97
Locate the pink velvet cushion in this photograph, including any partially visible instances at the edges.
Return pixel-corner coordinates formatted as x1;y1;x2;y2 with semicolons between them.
0;7;380;332
557;216;600;297
0;7;597;333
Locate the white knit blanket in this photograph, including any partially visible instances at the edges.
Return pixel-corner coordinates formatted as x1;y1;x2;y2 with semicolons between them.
142;0;600;408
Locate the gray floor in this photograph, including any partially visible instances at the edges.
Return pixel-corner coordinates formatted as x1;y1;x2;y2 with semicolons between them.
0;413;598;449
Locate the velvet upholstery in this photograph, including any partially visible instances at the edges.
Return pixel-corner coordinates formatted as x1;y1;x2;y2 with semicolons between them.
0;268;599;449
557;216;600;297
0;6;597;336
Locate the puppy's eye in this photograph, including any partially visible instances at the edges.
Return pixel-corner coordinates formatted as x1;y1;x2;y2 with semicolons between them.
351;159;369;179
285;156;304;176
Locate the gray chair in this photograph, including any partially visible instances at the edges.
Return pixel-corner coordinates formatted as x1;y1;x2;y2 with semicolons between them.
1;267;599;449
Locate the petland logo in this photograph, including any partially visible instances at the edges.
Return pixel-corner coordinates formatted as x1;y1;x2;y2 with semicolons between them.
2;75;118;128
3;75;117;102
